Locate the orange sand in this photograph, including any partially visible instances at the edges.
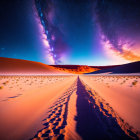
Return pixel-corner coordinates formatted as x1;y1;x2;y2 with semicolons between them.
0;76;77;140
80;75;140;131
0;75;140;139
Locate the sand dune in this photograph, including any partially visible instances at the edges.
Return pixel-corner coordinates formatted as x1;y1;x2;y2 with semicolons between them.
87;61;140;74
0;75;140;139
0;57;67;75
0;57;122;75
51;65;119;74
51;65;100;74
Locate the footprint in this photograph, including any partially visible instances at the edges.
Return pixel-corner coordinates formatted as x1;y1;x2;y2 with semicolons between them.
32;81;77;139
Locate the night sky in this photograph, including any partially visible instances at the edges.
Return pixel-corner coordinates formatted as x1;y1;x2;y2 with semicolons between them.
0;0;140;65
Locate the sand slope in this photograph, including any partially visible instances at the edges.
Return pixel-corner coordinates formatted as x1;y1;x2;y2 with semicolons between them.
87;61;140;74
51;65;100;74
0;57;122;74
51;65;119;74
0;57;67;75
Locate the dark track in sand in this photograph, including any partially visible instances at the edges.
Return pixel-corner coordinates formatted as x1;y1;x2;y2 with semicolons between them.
75;77;132;140
32;76;138;140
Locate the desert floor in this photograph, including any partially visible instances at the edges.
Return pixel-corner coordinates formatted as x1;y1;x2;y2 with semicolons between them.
0;75;140;140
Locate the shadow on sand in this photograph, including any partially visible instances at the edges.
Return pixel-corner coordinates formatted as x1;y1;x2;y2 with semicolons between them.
75;77;132;140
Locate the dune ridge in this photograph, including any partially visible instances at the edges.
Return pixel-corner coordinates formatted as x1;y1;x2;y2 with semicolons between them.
51;65;119;74
0;57;67;75
87;61;140;74
1;57;139;75
51;65;100;74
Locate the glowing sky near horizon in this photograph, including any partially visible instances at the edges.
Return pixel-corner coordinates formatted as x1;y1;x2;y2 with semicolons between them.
0;0;140;65
34;0;140;65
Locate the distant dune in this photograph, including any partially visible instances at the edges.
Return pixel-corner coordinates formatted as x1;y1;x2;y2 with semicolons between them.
87;61;140;74
50;65;117;74
0;57;103;75
0;57;66;75
1;57;139;75
51;65;100;74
